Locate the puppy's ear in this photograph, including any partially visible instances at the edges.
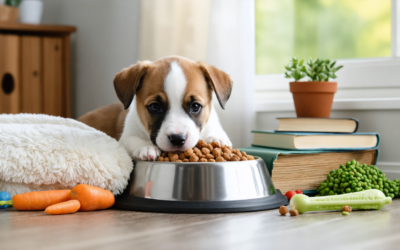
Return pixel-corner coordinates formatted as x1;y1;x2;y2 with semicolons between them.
113;61;150;109
197;61;233;109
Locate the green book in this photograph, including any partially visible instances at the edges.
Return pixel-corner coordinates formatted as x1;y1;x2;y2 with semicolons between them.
240;146;379;195
251;131;380;151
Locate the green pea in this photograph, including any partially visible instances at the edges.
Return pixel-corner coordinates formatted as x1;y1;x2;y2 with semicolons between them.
346;188;351;193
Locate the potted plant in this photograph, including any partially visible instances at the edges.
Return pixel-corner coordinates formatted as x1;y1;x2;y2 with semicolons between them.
0;0;21;23
284;57;343;118
19;0;43;25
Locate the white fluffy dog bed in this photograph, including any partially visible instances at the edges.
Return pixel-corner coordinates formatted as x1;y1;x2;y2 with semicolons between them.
0;114;133;196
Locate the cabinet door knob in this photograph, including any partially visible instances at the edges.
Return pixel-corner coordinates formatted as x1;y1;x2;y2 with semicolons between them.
1;73;15;95
55;45;59;51
33;71;38;77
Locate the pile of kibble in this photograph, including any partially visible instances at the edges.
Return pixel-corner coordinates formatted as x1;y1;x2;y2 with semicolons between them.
157;140;255;162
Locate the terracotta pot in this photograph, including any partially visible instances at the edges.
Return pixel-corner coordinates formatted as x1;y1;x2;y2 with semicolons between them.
290;81;337;118
0;5;19;23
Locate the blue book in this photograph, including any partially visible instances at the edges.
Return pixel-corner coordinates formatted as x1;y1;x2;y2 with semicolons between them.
251;131;379;151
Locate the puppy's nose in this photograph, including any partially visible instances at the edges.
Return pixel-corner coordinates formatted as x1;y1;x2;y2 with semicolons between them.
168;134;186;147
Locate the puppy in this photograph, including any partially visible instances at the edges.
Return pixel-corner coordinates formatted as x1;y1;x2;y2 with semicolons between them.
78;56;232;160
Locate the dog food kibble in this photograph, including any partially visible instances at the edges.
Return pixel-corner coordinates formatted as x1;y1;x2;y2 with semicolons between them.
184;148;193;157
213;148;222;158
279;206;289;215
201;148;210;155
155;141;256;162
223;148;231;155
247;155;255;160
216;156;225;162
230;155;240;161
223;153;231;161
190;155;199;162
342;206;352;213
289;209;299;216
205;154;214;160
169;153;179;161
193;147;201;154
197;140;208;149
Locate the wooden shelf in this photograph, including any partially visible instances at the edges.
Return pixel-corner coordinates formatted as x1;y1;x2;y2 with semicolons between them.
0;22;76;35
0;22;75;117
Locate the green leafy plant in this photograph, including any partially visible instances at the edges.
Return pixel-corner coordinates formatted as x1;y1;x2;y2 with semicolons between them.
285;57;343;82
4;0;22;7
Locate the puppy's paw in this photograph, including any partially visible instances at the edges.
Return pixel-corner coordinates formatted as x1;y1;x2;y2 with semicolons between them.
133;146;161;161
203;135;232;147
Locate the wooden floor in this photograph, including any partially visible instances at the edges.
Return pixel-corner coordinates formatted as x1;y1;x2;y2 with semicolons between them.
1;200;400;250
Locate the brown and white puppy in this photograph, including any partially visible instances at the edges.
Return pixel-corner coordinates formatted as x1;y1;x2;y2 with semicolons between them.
79;56;232;160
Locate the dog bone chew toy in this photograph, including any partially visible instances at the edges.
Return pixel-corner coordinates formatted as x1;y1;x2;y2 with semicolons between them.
157;140;255;162
289;189;392;214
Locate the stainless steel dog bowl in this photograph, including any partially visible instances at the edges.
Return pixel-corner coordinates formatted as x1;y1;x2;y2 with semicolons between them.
114;157;287;213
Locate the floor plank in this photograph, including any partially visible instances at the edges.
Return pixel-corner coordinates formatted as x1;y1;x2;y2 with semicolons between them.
1;200;400;250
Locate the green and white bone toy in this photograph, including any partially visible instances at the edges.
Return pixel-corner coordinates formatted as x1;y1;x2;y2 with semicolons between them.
290;189;392;214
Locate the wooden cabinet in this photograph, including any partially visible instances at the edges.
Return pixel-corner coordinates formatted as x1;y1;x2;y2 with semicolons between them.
0;23;75;117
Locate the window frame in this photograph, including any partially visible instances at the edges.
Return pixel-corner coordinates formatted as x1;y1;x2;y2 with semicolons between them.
255;0;400;112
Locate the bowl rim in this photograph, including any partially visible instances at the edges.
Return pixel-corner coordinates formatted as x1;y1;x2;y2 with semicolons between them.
134;156;262;164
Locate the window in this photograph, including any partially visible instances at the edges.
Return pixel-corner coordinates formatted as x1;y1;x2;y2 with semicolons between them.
255;0;400;111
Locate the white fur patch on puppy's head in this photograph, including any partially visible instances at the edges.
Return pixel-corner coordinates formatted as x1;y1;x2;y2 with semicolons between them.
155;62;199;151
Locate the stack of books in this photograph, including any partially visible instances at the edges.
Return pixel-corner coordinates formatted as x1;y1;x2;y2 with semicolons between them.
241;118;379;194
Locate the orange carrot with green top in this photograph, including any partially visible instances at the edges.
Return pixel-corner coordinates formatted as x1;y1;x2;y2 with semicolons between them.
45;200;80;215
70;184;115;211
11;190;71;210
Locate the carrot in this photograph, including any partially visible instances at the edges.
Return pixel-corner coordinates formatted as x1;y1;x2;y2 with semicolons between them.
70;184;115;211
45;200;80;215
12;190;71;210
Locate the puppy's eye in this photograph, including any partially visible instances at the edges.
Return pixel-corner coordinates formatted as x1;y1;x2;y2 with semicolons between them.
191;103;202;114
148;103;162;113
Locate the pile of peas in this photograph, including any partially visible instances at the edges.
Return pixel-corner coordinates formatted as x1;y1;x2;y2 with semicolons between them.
317;159;399;198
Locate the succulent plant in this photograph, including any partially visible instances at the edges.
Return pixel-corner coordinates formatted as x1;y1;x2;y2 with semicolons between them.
285;57;343;82
5;0;22;8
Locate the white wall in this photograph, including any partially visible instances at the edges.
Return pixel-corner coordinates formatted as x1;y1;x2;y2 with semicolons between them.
257;110;400;179
41;0;141;118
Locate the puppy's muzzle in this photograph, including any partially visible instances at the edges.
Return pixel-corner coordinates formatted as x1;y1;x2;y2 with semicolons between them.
168;134;186;147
